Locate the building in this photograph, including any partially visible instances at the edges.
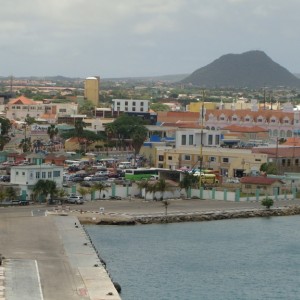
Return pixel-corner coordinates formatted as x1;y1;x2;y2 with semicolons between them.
154;146;268;177
84;76;100;106
112;99;149;113
10;164;64;201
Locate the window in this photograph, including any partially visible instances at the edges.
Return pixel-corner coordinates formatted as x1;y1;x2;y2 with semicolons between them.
140;108;144;112
53;171;61;177
23;106;28;110
209;157;216;162
257;118;263;122
245;184;251;189
220;117;225;121
132;107;136;111
245;118;250;122
132;101;136;106
215;135;220;145
222;157;229;163
59;109;66;112
42;172;46;178
16;171;19;175
208;135;213;145
184;155;191;161
284;119;289;124
48;172;52;178
22;172;25;176
182;135;186;145
125;107;128;111
255;159;261;162
296;159;299;166
271;119;276;123
125;101;128;105
287;159;291;167
36;172;40;179
282;159;286;166
189;135;193;145
232;117;237;121
168;156;172;160
158;155;164;161
141;102;144;106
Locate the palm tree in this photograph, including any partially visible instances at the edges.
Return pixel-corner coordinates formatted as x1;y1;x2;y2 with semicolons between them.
154;179;173;201
33;179;57;204
55;188;68;204
77;187;91;201
136;180;151;200
162;200;170;220
179;173;198;199
92;182;108;199
47;124;58;142
131;125;148;166
19;137;31;153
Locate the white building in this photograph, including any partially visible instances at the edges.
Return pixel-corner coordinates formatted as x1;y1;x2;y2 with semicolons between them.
112;99;149;113
10;164;64;201
175;128;222;148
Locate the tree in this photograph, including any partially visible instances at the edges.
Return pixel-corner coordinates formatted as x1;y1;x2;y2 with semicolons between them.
92;182;108;199
55;188;68;204
77;187;91;201
0;117;12;135
131;125;148;165
74;119;86;137
154;179;173;201
162;200;170;219
261;197;274;209
150;103;170;112
47;124;58;142
33;179;57;204
5;187;17;200
25;115;36;126
260;162;278;175
179;173;199;198
0;186;6;203
78;100;95;117
19;137;31;153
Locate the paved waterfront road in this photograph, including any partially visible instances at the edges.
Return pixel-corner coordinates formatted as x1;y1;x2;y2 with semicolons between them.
0;208;89;300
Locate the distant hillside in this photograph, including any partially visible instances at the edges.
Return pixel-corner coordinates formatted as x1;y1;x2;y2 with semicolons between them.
102;74;188;83
181;50;300;89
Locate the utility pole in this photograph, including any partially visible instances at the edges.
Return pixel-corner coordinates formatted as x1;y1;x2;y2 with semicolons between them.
199;90;205;193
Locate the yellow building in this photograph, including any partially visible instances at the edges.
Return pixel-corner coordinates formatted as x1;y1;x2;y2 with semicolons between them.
188;102;217;112
154;146;268;178
84;76;100;106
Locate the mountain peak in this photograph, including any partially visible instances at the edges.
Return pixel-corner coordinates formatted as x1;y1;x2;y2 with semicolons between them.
181;50;300;88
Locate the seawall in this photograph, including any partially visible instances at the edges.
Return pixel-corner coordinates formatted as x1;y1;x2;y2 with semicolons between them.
76;206;300;225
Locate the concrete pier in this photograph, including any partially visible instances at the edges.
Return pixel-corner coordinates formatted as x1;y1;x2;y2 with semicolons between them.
0;208;121;300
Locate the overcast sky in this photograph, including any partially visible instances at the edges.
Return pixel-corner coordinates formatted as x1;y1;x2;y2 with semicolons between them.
1;0;300;78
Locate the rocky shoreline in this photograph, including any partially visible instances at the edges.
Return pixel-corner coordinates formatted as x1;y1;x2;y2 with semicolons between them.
76;206;300;225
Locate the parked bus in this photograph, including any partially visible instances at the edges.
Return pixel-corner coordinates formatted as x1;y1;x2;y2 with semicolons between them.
125;168;158;180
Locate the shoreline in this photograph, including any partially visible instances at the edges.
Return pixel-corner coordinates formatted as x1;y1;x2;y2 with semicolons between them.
70;205;300;225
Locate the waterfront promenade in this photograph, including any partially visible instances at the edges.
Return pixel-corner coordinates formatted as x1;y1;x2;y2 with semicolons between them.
0;198;300;299
0;207;121;300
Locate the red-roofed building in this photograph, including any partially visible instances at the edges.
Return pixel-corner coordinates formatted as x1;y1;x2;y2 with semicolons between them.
240;176;284;195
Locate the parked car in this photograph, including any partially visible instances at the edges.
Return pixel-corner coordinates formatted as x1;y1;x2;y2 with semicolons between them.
67;195;84;204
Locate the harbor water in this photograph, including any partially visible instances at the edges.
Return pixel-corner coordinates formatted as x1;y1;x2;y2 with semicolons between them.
85;216;300;300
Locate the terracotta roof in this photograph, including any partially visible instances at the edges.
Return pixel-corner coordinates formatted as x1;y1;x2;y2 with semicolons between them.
240;176;283;185
8;95;36;105
283;137;300;146
252;147;300;158
222;125;268;133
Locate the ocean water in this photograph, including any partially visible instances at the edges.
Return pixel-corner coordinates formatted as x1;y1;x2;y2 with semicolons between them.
85;216;300;300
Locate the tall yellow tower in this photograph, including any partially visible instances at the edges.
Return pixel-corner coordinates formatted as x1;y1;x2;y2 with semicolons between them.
84;76;100;106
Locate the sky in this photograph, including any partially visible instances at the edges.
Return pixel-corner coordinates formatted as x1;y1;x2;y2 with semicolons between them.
1;0;300;78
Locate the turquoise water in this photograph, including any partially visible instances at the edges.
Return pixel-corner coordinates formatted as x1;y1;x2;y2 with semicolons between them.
85;216;300;300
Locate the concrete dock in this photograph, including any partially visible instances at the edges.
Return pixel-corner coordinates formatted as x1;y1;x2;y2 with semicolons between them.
0;207;121;300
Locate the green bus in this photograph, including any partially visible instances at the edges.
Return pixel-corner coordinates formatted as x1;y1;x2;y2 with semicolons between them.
124;168;158;180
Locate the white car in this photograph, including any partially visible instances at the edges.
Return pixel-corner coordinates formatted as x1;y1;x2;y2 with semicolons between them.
84;175;94;181
67;195;84;204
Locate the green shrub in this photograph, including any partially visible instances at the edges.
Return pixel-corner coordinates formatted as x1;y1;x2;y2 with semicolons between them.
261;197;274;209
